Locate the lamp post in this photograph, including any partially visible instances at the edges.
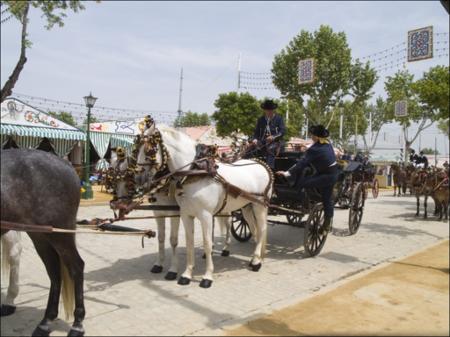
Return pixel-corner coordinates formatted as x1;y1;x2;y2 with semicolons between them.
81;92;97;199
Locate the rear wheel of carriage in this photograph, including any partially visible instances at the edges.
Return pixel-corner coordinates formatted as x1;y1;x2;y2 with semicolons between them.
303;203;328;257
230;210;252;242
348;182;365;235
372;178;379;199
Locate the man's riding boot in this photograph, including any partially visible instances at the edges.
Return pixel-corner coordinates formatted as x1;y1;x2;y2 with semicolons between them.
320;217;333;235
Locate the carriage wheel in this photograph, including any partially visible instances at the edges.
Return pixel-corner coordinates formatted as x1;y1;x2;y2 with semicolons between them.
303;203;328;257
231;210;252;242
372;178;379;199
348;182;365;235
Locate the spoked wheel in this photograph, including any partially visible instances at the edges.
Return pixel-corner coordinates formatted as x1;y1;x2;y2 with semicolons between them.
303;203;328;257
372;178;379;199
231;210;252;242
348;182;365;235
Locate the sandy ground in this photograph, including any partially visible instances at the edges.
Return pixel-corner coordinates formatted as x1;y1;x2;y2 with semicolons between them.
227;240;449;336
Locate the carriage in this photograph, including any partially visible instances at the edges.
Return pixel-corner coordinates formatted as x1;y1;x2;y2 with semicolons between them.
230;149;366;256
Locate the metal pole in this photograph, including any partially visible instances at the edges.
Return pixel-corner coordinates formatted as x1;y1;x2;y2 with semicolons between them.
369;108;372;146
177;67;183;119
339;107;343;139
305;118;308;138
286;100;289;123
354;115;358;155
435;136;437;166
82;106;93;199
237;53;241;93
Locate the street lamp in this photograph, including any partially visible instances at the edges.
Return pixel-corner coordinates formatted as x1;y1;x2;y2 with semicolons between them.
81;92;97;199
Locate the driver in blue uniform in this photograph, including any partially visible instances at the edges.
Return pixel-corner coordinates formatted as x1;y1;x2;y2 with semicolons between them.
251;99;286;169
276;125;338;234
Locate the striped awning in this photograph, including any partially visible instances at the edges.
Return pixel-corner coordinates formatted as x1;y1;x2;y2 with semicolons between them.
0;123;85;140
110;134;135;154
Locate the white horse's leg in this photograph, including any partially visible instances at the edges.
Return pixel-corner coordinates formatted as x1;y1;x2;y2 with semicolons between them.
1;232;22;316
218;216;231;257
178;215;195;286
246;204;267;271
165;217;180;280
151;217;165;273
198;212;214;288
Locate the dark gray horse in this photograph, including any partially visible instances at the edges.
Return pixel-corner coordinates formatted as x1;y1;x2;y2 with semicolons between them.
1;149;85;337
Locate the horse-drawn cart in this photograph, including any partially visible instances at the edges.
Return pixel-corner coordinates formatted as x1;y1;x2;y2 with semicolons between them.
230;150;365;256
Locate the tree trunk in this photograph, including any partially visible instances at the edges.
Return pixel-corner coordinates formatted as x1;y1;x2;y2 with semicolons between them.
0;2;30;103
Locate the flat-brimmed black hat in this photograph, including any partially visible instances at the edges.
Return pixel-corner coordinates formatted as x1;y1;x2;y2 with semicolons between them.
260;99;278;110
309;124;329;138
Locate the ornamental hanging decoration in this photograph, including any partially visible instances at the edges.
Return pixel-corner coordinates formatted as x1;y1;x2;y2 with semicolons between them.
298;58;315;84
394;100;408;117
407;26;433;62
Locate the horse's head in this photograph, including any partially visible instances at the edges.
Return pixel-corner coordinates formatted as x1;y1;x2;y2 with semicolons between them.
109;148;138;218
135;123;170;193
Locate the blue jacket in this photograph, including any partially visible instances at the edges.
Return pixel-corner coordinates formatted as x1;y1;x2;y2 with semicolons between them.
253;114;286;142
288;142;337;175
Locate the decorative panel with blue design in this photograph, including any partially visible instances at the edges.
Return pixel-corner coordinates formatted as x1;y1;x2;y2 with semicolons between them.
408;26;433;62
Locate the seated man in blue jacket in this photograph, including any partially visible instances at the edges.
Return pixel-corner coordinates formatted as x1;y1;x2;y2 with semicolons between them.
276;125;338;234
251;99;286;169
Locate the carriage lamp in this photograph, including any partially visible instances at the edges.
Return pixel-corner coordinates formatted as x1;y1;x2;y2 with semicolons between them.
81;92;98;200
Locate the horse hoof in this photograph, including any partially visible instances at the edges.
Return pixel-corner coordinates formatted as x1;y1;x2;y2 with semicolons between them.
68;327;85;337
250;263;262;272
177;276;191;286
221;250;230;257
32;326;51;337
1;304;16;316
164;271;178;281
150;265;163;274
199;279;213;288
202;253;206;259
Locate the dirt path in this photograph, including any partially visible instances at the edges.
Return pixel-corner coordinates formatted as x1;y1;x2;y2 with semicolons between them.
227;240;449;336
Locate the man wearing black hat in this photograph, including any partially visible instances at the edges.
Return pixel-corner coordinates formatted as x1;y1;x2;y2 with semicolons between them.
251;99;286;168
276;125;338;234
409;149;420;166
417;151;429;169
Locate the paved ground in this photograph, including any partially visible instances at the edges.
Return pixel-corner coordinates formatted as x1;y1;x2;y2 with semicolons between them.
1;191;449;336
227;240;449;336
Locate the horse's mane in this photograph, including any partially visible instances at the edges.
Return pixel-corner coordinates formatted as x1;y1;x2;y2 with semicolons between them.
158;124;197;148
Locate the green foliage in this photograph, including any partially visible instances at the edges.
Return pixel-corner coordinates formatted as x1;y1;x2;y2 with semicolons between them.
174;111;211;127
327;100;367;146
413;65;449;120
420;147;440;155
48;111;77;127
212;92;261;137
271;25;378;138
4;0;87;29
437;118;449;136
384;70;423;126
275;99;305;138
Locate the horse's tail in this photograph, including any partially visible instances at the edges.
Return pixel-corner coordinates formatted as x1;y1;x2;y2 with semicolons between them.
60;261;75;321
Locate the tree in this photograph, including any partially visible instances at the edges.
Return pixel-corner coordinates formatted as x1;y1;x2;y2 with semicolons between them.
413;65;449;121
174;111;211;127
437;118;449;136
212;92;261;137
361;97;392;153
421;147;440;155
327;100;368;149
1;1;88;102
79;115;99;130
271;25;378;138
385;68;446;160
48;111;77;127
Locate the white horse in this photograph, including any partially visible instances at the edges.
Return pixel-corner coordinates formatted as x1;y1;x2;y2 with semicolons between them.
137;125;272;288
1;230;22;316
110;150;181;280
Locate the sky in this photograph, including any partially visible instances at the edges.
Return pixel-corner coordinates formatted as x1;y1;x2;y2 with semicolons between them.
1;1;449;155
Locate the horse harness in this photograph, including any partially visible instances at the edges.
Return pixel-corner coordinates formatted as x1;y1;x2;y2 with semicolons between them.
128;126;274;215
